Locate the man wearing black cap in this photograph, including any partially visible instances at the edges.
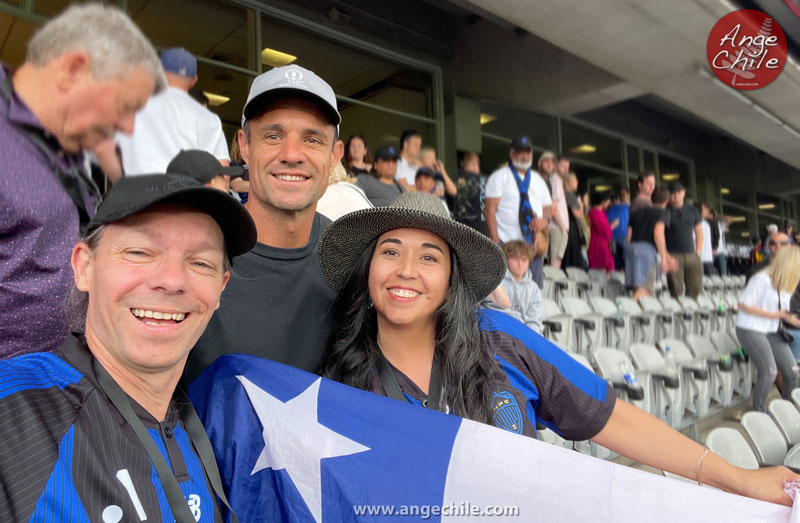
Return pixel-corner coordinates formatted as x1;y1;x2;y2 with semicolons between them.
485;136;552;288
665;180;704;299
185;64;344;384
0;174;255;521
167;149;244;193
355;145;406;206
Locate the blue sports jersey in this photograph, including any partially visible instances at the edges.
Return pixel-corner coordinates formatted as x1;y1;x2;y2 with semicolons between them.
366;308;616;439
0;335;221;522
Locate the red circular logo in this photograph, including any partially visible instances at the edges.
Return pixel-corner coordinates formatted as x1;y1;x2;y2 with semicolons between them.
706;9;787;90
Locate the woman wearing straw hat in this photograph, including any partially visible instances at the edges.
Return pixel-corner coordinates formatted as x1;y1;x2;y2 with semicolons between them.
319;191;797;505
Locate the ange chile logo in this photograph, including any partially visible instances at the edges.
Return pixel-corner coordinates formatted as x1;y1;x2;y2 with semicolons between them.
706;9;788;90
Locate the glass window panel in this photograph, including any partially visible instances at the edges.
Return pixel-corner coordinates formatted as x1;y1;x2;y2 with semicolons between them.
339;105;435;161
561;120;623;170
129;0;254;71
578;165;627;198
262;15;433;119
480;134;513;175
479;102;555;152
1;0;21;6
721;187;750;208
658;153;691;197
0;12;37;67
755;192;780;215
626;144;639;174
643;150;656;174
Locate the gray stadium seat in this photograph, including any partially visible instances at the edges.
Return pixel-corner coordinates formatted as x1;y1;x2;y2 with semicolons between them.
541;298;574;350
711;331;753;399
768;399;800;446
629;343;683;427
705;427;758;470
740;412;787;466
559;297;605;359
593;348;651;415
656;338;711;418
685;334;735;407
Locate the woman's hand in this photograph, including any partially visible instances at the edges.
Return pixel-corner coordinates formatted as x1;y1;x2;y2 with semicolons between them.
734;466;798;506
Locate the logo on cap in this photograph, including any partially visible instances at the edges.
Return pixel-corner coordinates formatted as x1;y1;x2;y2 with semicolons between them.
521;138;528;144
285;69;303;82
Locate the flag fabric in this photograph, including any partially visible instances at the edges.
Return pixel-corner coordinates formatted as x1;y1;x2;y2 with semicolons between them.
189;354;792;522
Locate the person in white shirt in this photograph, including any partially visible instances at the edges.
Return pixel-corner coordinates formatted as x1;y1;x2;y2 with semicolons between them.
484;136;552;288
113;48;229;178
735;246;800;412
394;129;422;191
699;203;714;276
542;152;568;269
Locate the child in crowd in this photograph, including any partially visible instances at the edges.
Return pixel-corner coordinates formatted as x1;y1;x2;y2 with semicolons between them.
419;147;457;205
500;240;543;334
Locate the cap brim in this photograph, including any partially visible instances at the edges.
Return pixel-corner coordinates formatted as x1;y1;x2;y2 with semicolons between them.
319;207;506;302
91;185;256;259
243;88;341;126
219;164;244;177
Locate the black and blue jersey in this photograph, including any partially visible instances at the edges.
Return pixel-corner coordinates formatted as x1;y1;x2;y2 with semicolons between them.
0;335;221;522
366;308;616;440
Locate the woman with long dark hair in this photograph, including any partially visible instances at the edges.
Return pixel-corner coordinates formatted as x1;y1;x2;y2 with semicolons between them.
319;191;797;505
343;134;372;176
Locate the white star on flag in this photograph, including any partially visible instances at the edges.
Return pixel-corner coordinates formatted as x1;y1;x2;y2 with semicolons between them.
237;376;371;522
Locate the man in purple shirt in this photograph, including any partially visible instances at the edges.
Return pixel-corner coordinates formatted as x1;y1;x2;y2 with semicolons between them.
0;4;164;358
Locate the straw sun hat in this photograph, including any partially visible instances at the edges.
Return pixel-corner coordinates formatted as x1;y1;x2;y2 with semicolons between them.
319;191;506;301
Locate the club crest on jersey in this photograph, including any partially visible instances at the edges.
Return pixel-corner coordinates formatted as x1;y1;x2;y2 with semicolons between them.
491;391;523;434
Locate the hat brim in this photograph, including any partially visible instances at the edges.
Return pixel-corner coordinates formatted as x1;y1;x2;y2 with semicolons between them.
319;207;506;302
242;88;341;127
91;185;256;259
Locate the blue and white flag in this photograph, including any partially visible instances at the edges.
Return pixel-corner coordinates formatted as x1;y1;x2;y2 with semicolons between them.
189;355;791;522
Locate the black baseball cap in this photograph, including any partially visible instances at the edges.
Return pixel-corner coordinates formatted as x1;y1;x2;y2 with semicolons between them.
415;167;436;180
167;150;243;184
374;145;400;161
88;174;257;259
668;180;686;193
510;136;533;151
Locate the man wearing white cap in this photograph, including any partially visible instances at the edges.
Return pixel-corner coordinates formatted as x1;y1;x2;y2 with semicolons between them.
184;64;344;385
112;48;230;179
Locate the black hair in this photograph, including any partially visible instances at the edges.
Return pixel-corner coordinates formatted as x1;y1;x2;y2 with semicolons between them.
651;186;669;205
343;134;370;172
591;190;612;207
400;129;421;149
321;238;495;424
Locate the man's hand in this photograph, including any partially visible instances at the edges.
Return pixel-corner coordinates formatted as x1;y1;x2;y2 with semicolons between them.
534;217;548;232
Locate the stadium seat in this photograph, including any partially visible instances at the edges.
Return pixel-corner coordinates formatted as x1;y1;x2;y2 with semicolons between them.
679;296;712;335
711;331;753;399
588;296;630;349
705;428;758;470
629;343;683;427
616;297;655;345
565;267;601;298
740;412;788;466
559;297;605;359
792;388;800;413
697;294;729;333
659;295;695;337
638;296;676;340
542;299;574;350
566;352;604;457
685;334;735;407
543;266;574;304
593;348;651;414
656;338;710;418
769;399;800;446
604;270;626;300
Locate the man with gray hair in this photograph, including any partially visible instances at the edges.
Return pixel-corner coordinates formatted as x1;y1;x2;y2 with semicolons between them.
0;4;163;359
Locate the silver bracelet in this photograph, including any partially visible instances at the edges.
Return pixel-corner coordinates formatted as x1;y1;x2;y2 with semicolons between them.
695;447;710;486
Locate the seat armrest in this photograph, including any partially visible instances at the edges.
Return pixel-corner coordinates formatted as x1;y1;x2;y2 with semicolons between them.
612;381;645;401
632;315;651;326
555;281;569;290
651;373;680;388
603;316;625;328
542;320;562;333
657;313;673;323
707;358;734;372
682;366;709;380
574;318;596;330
